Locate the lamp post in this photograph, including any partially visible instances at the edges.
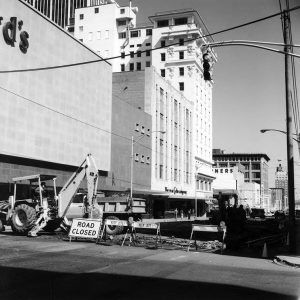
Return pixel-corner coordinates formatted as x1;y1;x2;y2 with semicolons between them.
260;127;299;253
130;130;166;201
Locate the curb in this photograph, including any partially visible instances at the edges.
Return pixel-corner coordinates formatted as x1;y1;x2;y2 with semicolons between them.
273;256;300;268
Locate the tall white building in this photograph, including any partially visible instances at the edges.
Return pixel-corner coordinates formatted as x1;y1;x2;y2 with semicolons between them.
73;1;216;199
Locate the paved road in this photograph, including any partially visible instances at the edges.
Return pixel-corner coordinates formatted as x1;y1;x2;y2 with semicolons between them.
0;233;299;300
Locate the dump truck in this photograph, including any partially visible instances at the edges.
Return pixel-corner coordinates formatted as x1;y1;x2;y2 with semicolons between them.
0;154;101;236
70;193;146;235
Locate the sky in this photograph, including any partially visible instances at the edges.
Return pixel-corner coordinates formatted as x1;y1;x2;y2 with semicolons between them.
119;0;300;196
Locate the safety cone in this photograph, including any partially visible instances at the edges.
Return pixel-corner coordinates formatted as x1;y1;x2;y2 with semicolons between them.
286;233;290;246
262;242;268;258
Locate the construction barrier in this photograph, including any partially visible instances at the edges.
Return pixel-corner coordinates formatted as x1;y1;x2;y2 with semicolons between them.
99;219;128;240
187;224;227;254
122;221;162;247
69;218;102;243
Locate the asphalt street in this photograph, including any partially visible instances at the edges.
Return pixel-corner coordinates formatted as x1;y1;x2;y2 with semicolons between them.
0;232;299;300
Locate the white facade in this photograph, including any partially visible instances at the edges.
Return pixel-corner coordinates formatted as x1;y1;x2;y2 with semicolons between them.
73;1;215;198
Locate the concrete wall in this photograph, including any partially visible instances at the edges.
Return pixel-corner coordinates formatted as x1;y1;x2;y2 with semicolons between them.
0;0;112;171
112;72;151;190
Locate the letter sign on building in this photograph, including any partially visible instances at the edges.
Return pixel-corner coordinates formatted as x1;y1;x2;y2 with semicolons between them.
2;16;29;53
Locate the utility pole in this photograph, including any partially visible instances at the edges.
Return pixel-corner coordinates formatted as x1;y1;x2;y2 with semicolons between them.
283;9;296;253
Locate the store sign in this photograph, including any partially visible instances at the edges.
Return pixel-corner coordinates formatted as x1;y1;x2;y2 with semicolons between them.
214;168;234;174
165;187;187;194
0;17;29;53
69;218;102;239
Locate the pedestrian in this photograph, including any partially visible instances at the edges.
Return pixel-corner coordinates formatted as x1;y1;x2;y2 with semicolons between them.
187;209;191;220
174;208;178;220
180;209;184;220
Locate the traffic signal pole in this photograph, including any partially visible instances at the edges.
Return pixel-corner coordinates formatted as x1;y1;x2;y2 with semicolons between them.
283;10;296;253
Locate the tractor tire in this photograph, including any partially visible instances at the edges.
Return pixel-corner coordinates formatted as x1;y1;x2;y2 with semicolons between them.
0;219;5;232
11;204;36;234
105;216;124;235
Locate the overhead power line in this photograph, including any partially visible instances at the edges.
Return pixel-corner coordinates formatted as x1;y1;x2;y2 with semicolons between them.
0;5;299;73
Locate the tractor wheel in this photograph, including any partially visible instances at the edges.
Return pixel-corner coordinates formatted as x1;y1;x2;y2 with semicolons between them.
11;204;36;234
105;216;124;235
0;219;5;232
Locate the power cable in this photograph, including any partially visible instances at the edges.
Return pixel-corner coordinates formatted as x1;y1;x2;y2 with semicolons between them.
0;5;300;73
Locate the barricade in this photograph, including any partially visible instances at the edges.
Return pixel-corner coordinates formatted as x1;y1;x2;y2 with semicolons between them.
99;219;128;240
121;221;162;247
187;224;227;254
69;218;102;243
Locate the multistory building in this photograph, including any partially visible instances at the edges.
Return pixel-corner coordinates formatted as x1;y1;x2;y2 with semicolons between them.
73;1;216;201
213;149;270;205
275;163;288;198
0;0;112;198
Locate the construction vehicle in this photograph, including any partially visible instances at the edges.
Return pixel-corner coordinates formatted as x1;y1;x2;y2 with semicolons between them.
0;154;102;236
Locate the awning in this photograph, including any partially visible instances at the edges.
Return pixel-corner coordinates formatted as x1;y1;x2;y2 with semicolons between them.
213;189;238;196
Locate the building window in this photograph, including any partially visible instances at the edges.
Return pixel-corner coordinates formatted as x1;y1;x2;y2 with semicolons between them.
174;17;188;25
141;126;145;134
146;50;151;57
137;43;142;47
105;30;109;39
79;39;83;42
161;40;166;47
135;123;139;131
79;14;84;20
157;19;169;28
130;63;134;71
161;69;165;77
88;32;93;41
137;50;141;57
130;30;140;38
79;26;83;31
146;42;151;46
135;153;139;161
130;44;134;48
179;38;184;46
136;62;141;70
179;51;184;59
146;61;151;67
161;53;166;61
159;165;163;179
118;20;126;26
118;32;126;39
121;52;125;59
179;82;184;91
130;51;134;58
95;7;99;13
146;156;150;164
120;8;125;14
97;31;101;39
179;67;184;76
121;64;125;71
146;128;151;136
141;155;145;163
146;28;152;36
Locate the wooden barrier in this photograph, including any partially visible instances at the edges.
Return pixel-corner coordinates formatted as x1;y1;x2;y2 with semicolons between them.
122;222;162;247
187;224;227;254
99;219;128;240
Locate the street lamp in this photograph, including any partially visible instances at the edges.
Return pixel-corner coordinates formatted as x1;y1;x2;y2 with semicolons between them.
130;130;166;201
260;129;300;143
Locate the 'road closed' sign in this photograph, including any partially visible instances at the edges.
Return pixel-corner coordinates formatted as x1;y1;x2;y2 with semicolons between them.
69;218;102;239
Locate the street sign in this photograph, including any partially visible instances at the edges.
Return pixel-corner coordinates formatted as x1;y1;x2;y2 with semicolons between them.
69;218;102;241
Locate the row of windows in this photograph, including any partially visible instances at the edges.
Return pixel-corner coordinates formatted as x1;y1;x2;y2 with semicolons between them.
118;28;152;39
161;51;184;61
120;61;151;71
135;124;151;135
121;50;151;58
157;17;189;28
134;153;150;164
79;29;109;40
160;67;185;78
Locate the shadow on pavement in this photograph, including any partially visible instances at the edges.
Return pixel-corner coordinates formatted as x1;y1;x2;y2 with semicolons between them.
0;265;297;300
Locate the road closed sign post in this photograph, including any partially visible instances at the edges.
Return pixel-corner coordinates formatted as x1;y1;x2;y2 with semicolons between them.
69;218;102;243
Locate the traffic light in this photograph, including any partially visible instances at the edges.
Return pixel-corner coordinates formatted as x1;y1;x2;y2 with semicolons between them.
202;52;212;81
